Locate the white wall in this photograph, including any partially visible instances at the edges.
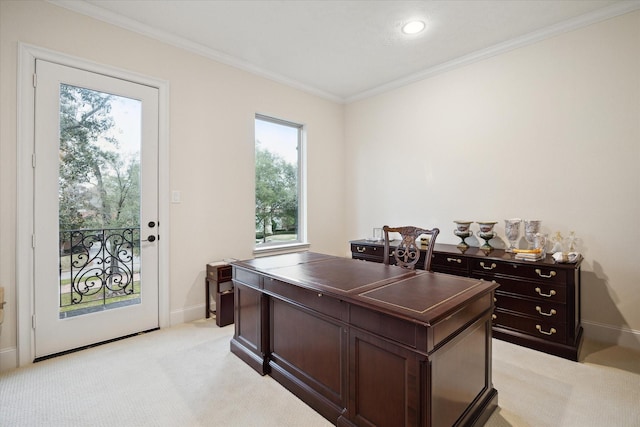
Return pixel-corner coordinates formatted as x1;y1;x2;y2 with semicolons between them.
1;1;638;372
345;11;640;349
0;0;345;370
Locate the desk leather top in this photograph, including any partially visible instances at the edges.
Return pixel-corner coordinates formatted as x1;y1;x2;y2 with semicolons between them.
356;272;492;322
233;252;497;324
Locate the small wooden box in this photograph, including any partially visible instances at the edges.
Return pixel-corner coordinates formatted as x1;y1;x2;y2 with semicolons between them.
207;263;233;286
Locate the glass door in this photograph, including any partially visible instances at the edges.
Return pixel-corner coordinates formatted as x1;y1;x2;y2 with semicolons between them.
33;59;159;359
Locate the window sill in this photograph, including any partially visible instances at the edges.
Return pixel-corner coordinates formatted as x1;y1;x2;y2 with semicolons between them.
253;242;310;258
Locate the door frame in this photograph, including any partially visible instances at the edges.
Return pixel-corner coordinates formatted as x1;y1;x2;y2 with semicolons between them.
17;43;171;367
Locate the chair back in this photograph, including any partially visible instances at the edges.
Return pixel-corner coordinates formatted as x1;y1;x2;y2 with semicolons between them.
383;225;440;271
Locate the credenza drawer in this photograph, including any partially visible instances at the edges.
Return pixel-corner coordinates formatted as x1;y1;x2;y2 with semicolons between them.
351;243;393;265
471;259;566;284
493;310;566;343
495;293;566;322
493;276;566;304
431;252;469;274
511;263;568;284
351;243;384;258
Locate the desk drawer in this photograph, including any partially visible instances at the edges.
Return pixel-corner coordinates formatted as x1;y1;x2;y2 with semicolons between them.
493;310;566;343
233;268;262;290
264;277;346;321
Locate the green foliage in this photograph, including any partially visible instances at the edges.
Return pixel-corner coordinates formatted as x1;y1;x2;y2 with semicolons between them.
58;85;140;231
104;157;140;228
255;145;298;242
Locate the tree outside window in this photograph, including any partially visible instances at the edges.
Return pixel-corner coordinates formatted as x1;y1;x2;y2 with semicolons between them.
255;115;303;247
59;84;141;231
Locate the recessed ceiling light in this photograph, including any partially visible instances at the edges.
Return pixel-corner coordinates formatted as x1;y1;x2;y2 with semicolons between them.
402;20;426;35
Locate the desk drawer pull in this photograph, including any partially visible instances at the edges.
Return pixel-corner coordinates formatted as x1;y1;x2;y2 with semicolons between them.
536;306;557;317
535;268;556;279
480;262;497;270
447;257;462;264
536;325;557;335
535;287;556;298
356;246;366;253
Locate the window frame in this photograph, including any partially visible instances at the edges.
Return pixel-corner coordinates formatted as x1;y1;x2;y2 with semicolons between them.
254;113;308;255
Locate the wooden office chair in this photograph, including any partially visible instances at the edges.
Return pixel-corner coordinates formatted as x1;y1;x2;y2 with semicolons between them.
383;225;440;271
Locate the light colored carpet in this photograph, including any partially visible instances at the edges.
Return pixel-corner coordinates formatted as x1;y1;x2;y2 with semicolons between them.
0;319;638;426
489;337;640;427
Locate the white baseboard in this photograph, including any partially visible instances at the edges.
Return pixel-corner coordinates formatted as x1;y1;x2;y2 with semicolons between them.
2;304;210;373
0;346;17;372
582;320;640;351
169;303;210;326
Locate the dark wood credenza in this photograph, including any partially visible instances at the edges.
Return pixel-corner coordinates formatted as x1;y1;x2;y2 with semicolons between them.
351;240;583;361
231;252;499;427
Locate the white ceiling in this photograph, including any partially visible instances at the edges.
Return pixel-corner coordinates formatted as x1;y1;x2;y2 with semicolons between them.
51;0;640;102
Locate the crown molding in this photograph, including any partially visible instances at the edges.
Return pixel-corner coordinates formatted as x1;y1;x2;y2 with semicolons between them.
47;0;344;103
346;0;640;103
48;0;640;105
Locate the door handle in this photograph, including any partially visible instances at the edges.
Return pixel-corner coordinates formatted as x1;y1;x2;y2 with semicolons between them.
142;235;156;242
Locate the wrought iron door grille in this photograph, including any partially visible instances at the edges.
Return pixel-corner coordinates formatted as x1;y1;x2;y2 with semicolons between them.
59;227;140;317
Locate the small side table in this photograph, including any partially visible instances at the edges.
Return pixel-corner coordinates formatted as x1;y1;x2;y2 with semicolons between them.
206;262;234;327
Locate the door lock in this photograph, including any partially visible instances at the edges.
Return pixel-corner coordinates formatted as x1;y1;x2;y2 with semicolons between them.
143;235;156;242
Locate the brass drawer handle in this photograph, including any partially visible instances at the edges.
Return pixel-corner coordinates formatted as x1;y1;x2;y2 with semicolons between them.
535;268;556;279
536;306;557;317
447;257;462;264
356;246;366;253
535;287;556;298
536;325;557;335
480;262;497;270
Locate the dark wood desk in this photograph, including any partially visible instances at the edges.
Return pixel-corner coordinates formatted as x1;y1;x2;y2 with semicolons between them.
230;252;498;427
351;240;583;361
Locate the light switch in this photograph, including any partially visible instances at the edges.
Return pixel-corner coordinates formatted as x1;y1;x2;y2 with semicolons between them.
171;190;181;203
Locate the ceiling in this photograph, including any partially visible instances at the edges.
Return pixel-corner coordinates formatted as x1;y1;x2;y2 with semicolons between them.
51;0;639;102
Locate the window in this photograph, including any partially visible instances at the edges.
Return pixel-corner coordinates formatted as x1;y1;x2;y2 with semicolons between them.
255;114;305;250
